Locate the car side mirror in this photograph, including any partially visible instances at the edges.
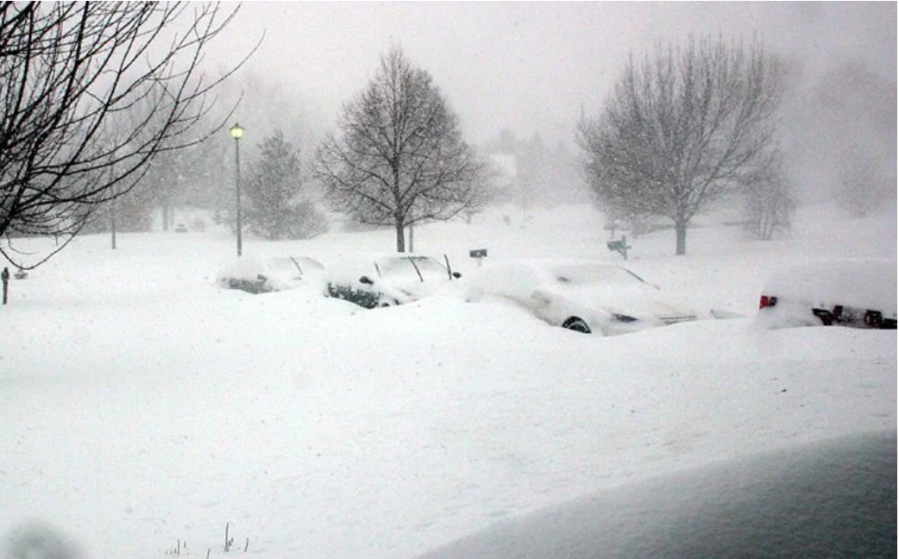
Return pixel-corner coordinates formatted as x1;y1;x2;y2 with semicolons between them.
453;271;462;279
359;276;374;285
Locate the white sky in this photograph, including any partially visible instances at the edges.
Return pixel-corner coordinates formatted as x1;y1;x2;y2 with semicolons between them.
207;2;896;147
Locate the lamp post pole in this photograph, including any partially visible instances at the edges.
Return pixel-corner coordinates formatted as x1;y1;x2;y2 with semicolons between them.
110;180;117;250
230;123;245;257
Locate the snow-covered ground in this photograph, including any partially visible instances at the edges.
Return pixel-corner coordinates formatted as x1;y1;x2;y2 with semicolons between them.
0;202;895;559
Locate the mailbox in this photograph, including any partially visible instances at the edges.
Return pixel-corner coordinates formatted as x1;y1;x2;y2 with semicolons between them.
469;249;488;258
606;236;631;260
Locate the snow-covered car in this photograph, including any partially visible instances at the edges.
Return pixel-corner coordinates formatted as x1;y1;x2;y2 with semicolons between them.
414;431;897;559
325;253;462;308
217;255;325;294
465;259;698;335
757;258;897;329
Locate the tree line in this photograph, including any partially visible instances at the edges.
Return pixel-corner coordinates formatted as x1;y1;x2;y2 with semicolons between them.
2;4;893;266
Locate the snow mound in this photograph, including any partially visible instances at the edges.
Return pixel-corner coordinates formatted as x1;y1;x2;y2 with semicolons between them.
216;256;266;282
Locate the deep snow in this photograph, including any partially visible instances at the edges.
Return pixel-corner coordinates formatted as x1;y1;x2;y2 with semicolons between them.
415;432;897;559
0;202;895;559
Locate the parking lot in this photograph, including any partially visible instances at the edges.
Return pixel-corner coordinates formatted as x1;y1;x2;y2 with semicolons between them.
0;202;895;559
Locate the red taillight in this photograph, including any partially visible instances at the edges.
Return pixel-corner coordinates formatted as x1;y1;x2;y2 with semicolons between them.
759;295;778;309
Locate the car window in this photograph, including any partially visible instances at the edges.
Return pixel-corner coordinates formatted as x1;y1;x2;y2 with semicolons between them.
377;257;416;277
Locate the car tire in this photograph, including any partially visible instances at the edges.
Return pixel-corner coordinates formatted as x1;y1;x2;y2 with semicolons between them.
562;317;592;334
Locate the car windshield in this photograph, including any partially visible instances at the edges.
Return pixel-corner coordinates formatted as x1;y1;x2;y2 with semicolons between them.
268;257;303;275
268;256;325;277
377;256;448;282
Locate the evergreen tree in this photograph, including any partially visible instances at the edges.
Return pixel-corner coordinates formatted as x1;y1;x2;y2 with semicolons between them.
245;130;328;240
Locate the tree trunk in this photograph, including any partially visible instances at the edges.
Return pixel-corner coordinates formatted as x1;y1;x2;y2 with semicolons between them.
675;219;688;255
395;220;406;252
110;196;117;250
408;222;415;252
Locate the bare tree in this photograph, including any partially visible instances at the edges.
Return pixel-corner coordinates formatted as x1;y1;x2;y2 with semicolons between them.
313;46;490;252
127;88;227;233
578;37;784;255
743;152;796;240
0;2;255;268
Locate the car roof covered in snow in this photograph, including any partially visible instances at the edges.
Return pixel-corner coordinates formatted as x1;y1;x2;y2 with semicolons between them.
763;258;897;313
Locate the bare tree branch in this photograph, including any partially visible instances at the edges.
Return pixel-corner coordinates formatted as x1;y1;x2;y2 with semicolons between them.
578;36;784;254
0;2;260;269
313;46;491;252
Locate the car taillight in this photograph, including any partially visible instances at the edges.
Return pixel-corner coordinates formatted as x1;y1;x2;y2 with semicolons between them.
759;295;778;309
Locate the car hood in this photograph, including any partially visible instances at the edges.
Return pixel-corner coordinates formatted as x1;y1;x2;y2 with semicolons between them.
376;277;451;303
532;284;697;323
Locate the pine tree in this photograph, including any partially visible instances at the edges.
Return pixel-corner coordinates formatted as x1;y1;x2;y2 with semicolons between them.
244;130;328;240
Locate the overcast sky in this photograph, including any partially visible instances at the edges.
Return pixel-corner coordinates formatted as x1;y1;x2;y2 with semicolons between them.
208;2;896;147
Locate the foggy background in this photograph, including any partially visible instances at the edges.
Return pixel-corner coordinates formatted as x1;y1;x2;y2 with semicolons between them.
203;2;896;210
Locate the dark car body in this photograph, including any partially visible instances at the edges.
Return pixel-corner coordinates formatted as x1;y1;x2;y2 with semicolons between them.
326;253;461;308
218;256;325;294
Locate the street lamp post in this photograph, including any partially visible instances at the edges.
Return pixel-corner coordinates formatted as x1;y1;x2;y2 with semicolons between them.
230;123;245;257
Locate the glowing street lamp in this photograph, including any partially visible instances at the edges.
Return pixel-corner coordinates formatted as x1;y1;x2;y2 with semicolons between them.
229;123;244;256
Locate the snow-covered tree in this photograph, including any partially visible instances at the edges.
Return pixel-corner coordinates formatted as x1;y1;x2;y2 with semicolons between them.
244;130;327;240
314;46;490;252
98;88;233;233
578;37;785;255
743;153;796;240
